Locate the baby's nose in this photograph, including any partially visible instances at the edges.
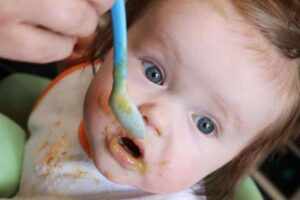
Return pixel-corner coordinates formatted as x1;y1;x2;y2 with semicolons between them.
138;104;166;137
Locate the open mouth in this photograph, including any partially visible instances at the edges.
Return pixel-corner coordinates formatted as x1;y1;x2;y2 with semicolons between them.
119;137;142;158
108;135;145;174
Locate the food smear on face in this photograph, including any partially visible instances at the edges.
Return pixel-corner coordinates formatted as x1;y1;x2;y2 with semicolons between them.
98;95;112;115
104;126;110;136
108;136;146;175
157;160;170;166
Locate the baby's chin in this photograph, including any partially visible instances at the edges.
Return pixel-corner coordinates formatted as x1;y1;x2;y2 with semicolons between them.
94;159;190;194
89;133;195;195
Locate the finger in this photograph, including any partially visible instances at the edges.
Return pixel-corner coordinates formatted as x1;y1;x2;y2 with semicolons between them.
65;33;96;61
87;0;115;15
0;24;77;63
19;0;99;37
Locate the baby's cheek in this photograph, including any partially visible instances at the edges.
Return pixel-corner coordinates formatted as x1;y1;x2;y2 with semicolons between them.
143;162;194;193
151;160;170;177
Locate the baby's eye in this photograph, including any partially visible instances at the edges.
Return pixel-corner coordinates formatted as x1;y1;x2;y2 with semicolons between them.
142;61;164;85
194;116;215;135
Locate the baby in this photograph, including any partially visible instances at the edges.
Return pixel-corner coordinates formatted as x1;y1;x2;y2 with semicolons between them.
4;0;300;199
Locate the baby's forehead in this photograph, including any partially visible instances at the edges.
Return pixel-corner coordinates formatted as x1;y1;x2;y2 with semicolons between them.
137;1;270;57
140;0;264;44
134;0;297;90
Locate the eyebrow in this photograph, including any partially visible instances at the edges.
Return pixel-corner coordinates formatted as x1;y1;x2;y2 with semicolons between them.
211;93;243;131
144;28;182;68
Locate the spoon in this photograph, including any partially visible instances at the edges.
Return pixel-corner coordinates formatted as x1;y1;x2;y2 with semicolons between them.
109;0;145;138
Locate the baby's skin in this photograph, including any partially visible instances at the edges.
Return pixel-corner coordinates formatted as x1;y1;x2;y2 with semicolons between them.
84;0;288;194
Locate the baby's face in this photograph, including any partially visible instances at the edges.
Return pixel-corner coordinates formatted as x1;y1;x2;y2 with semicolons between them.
84;0;284;193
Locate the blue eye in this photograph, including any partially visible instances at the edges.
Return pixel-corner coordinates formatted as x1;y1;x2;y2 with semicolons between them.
142;61;164;85
195;117;215;134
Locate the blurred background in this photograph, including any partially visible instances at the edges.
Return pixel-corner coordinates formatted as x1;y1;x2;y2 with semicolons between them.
0;59;58;79
254;137;300;200
0;59;299;200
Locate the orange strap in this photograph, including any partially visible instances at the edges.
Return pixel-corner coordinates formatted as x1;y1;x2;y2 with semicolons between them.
78;119;92;158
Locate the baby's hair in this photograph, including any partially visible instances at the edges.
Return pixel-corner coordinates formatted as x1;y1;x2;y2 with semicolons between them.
202;1;300;199
85;0;300;199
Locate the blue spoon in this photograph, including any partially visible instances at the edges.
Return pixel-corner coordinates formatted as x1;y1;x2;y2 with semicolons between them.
109;0;145;138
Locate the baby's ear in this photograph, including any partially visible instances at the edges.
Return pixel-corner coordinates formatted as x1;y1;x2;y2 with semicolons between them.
0;114;26;198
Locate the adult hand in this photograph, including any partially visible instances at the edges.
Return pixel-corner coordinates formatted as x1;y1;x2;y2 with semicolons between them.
0;0;114;63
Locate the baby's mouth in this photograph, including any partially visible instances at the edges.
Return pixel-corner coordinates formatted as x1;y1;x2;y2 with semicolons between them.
108;135;146;174
119;137;142;158
99;95;146;174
